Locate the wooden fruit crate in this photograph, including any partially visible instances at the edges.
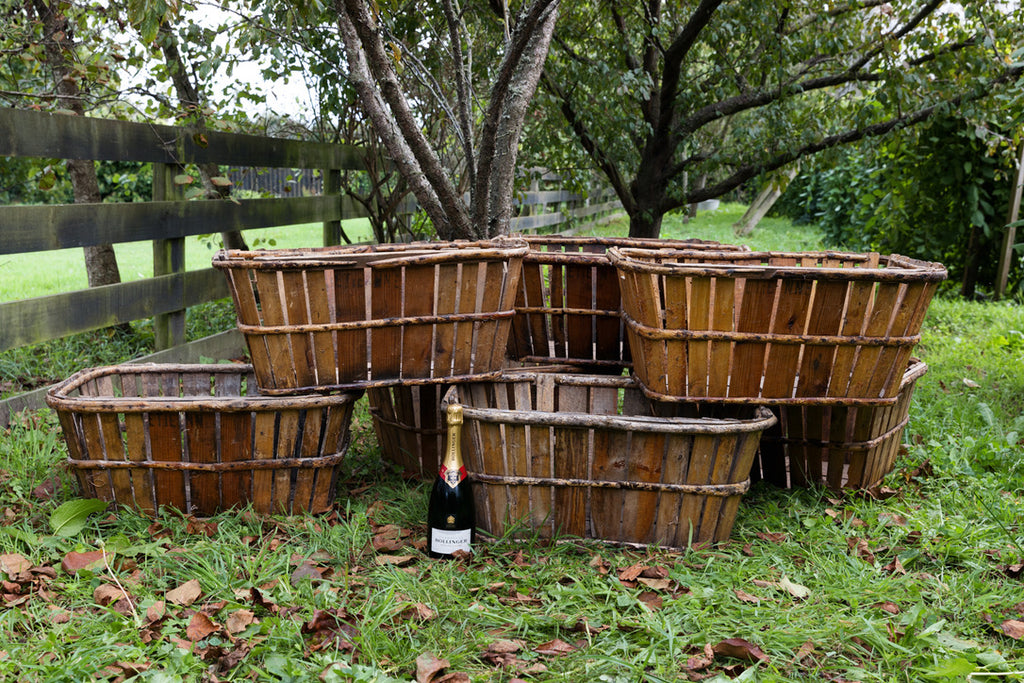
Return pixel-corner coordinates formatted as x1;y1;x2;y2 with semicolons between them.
608;247;946;404
447;371;776;548
752;358;927;490
367;383;447;479
46;364;360;516
213;238;528;394
508;236;741;371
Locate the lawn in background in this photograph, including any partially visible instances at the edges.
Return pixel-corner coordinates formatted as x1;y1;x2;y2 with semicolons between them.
0;219;372;302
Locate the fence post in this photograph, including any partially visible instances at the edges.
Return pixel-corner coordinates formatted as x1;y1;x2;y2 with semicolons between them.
323;168;342;246
152;162;187;350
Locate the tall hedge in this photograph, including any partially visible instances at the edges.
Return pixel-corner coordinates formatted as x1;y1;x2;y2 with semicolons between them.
774;117;1022;298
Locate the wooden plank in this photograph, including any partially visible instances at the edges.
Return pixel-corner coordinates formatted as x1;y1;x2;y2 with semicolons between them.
400;265;437;379
0;107;363;169
0;268;227;352
0;195;346;255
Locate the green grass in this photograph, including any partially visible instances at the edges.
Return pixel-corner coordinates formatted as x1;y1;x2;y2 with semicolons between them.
0;219;373;302
1;208;1024;681
580;202;827;252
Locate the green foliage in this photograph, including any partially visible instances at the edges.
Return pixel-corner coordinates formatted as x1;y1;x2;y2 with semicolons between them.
775;117;1023;296
541;0;1024;237
49;499;109;537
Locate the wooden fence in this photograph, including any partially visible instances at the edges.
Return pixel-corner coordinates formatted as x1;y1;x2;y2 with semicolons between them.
0;107;622;423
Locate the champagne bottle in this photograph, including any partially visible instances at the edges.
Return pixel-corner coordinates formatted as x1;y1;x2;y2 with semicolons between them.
427;403;475;559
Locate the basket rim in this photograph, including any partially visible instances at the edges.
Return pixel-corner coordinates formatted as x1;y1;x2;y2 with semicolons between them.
212;237;528;270
607;247;947;282
443;373;777;434
45;363;363;413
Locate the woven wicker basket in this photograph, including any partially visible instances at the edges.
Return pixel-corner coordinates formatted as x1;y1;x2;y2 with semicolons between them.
752;358;927;490
446;371;776;549
608;248;946;404
213;238;528;394
508;236;742;370
366;383;447;479
46;364;360;516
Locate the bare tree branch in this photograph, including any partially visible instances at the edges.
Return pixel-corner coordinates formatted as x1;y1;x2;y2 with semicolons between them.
473;0;559;236
335;0;472;239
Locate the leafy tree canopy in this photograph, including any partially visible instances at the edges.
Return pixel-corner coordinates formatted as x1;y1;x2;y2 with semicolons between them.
541;0;1024;237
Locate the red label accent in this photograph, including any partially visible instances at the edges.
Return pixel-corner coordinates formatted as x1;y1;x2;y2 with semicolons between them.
439;464;467;488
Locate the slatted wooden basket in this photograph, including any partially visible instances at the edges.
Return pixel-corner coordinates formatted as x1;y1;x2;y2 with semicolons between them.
508;236;741;371
608;248;946;404
752;358;927;490
366;383;447;479
446;372;776;548
213;238;528;394
46;364;360;516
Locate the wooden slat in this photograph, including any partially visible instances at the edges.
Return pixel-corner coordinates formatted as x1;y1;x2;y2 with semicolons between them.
305;269;339;387
0;268;227;352
334;268;369;385
369;267;403;379
552;382;587;538
400;265;437;380
186;412;220;514
0;195;349;256
252;412;278;514
0;107;363;169
254;271;295;390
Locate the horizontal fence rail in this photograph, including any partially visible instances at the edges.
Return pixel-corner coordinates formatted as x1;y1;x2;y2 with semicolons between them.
0;107;623;423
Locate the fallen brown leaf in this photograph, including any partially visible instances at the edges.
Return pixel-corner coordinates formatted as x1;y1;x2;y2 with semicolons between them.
618;563;645;582
637;577;671;591
146;600;166;624
847;537;876;565
883;556;906;575
166;579;203;606
60;550;106;575
291;561;324;584
685;643;715;671
534;639;576;656
415;652;449;683
93;583;126;607
0;553;31;577
757;531;787;543
876;601;900;614
225;608;256;634
1001;619;1024;640
400;602;436;621
712;638;770;663
792;640;815;663
186;611;219;642
735;589;763;604
638;591;663;610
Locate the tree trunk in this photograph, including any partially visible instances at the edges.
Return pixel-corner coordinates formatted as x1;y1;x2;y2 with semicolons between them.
33;0;122;288
960;223;982;299
158;24;248;251
734;165;799;236
628;209;665;239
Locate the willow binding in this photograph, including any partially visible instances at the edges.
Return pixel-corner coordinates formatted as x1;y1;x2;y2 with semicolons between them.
446;371;777;549
46;364;360;516
213;238;528;394
609;247;946;405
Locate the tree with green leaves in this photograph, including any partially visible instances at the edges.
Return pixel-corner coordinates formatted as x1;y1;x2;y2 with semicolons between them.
541;0;1024;238
3;0;125;287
